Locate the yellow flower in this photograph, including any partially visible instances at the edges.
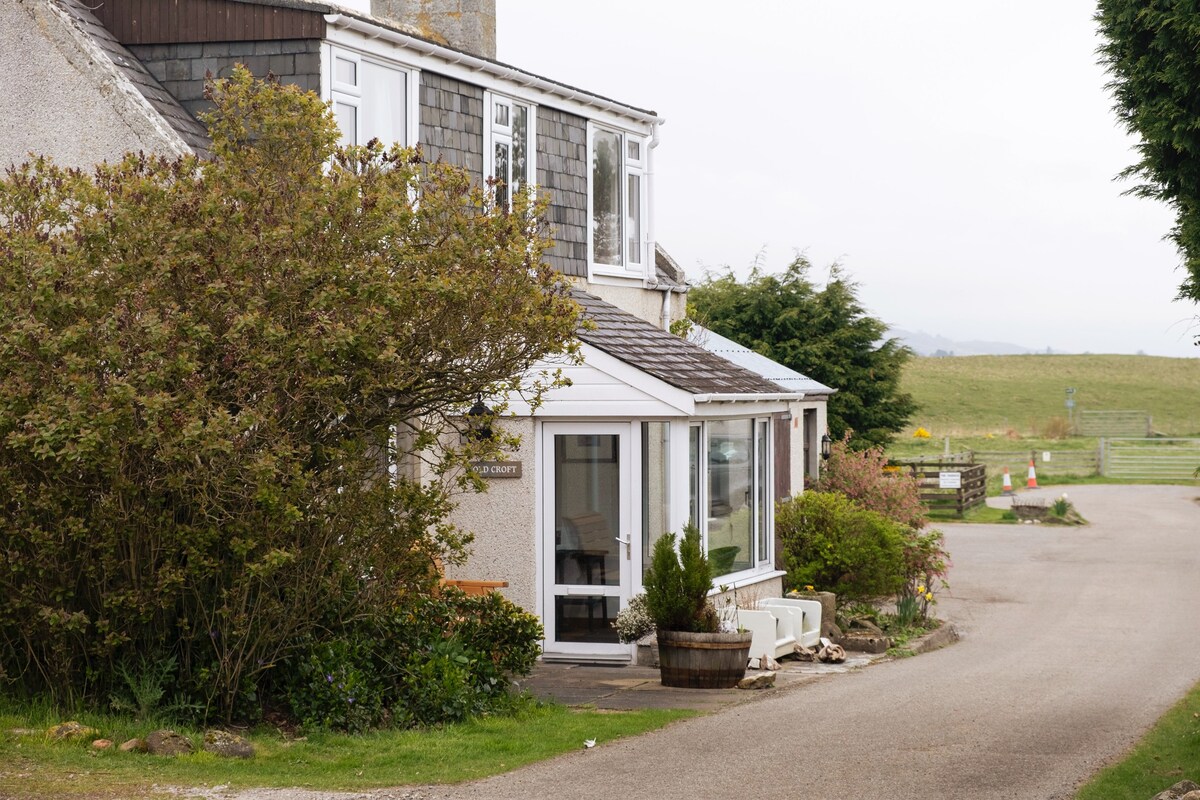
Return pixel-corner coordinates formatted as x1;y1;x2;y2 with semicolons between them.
804;585;814;592
925;592;934;602
917;585;926;594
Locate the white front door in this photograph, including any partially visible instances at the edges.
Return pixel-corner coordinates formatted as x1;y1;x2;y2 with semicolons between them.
541;422;633;659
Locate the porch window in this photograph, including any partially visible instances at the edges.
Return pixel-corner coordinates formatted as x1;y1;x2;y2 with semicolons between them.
687;419;773;579
591;125;646;269
486;94;535;209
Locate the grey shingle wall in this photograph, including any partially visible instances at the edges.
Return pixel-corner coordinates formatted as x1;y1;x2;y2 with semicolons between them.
537;108;588;278
128;40;321;119
418;72;484;177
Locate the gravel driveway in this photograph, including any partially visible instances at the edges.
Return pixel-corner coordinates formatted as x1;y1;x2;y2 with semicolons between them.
209;483;1200;800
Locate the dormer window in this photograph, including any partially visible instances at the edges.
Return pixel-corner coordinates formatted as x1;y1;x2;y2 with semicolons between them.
327;45;415;149
485;93;535;209
590;124;646;271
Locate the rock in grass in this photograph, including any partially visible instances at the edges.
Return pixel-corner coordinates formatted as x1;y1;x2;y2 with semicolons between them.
47;721;97;741
146;729;193;757
203;729;255;759
1151;780;1200;800
119;738;147;753
91;739;112;750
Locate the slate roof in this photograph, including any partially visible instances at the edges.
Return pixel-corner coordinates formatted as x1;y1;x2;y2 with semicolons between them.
693;325;835;397
59;0;212;158
571;290;791;397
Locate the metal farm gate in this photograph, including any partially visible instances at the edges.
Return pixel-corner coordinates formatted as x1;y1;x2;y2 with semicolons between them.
1101;438;1200;481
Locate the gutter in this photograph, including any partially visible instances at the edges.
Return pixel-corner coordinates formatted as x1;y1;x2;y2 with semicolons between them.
324;13;663;125
692;392;804;403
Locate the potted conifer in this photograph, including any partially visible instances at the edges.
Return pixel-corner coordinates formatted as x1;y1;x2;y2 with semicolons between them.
618;524;751;688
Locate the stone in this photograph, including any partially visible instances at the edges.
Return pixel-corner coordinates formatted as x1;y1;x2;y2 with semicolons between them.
746;656;761;670
203;729;255;759
818;643;847;664
119;738;147;753
91;739;113;750
838;633;893;654
847;617;885;636
1178;792;1200;800
47;721;97;741
793;644;817;662
762;654;781;671
737;672;776;690
1151;781;1200;800
146;729;193;757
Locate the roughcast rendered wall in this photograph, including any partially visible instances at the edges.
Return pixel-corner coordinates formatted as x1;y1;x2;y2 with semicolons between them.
2;0;190;169
445;418;538;613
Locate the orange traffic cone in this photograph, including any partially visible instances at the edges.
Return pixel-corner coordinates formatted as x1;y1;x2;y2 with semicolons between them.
1002;468;1014;496
1026;459;1038;489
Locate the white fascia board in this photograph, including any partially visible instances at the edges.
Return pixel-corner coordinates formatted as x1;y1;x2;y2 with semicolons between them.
323;15;662;133
505;343;695;418
691;398;795;418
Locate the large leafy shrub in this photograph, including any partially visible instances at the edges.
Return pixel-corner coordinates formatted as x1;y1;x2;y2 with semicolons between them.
776;492;908;605
283;590;542;731
0;69;578;721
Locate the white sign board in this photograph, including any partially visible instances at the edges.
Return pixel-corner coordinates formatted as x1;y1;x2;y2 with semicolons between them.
938;471;961;489
1042;451;1052;462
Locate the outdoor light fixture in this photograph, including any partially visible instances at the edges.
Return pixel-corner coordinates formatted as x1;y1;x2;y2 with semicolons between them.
465;397;493;443
820;433;833;460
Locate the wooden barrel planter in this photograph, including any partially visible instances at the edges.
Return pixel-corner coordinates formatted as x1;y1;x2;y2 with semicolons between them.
657;630;753;688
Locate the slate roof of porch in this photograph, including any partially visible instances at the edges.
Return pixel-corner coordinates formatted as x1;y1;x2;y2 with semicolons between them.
570;290;789;397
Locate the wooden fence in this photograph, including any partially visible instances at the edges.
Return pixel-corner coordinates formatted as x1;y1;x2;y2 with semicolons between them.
896;441;1200;482
1077;410;1152;437
906;462;987;515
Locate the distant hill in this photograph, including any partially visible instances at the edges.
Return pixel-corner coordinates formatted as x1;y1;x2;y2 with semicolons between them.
900;354;1200;437
888;328;1055;357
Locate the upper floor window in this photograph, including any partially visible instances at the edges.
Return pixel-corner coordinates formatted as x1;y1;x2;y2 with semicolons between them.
591;125;646;270
485;94;535;209
328;46;413;149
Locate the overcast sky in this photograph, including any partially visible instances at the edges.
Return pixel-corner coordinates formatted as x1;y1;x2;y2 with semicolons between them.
496;0;1200;358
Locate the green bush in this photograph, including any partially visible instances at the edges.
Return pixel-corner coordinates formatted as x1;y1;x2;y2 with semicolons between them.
0;69;577;720
281;590;542;732
776;492;907;604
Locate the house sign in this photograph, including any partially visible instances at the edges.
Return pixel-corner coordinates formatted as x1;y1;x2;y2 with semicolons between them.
938;471;961;489
473;460;522;478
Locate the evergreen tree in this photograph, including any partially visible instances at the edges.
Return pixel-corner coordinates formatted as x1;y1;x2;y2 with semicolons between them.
689;257;916;448
1097;1;1200;328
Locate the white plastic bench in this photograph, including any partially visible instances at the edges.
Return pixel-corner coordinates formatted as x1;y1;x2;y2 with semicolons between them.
738;608;797;661
758;598;822;650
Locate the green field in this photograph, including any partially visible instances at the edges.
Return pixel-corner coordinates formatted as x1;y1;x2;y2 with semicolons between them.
898;355;1200;438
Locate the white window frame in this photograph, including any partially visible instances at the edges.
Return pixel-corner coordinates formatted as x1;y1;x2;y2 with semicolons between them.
587;121;648;278
687;418;774;583
323;43;420;149
484;91;537;209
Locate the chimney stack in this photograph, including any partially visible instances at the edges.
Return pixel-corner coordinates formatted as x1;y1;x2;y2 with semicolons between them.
371;0;496;60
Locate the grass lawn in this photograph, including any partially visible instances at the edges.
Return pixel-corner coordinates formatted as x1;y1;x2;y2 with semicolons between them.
1075;679;1200;799
0;700;695;799
899;354;1200;438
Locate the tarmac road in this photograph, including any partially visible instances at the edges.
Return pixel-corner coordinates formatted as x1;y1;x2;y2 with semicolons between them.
423;484;1200;800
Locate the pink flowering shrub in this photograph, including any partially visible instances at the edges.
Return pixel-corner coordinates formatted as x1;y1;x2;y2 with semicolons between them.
814;433;927;529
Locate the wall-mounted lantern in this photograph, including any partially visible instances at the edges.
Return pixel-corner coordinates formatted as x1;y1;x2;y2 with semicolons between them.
820;433;833;460
465;398;493;443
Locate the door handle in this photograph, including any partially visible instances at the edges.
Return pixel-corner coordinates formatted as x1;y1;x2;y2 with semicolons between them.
615;535;631;558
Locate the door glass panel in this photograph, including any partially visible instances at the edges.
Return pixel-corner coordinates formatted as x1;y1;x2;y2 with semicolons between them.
553;434;621;644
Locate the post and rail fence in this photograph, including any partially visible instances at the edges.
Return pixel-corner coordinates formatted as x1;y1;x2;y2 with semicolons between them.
895;439;1200;483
